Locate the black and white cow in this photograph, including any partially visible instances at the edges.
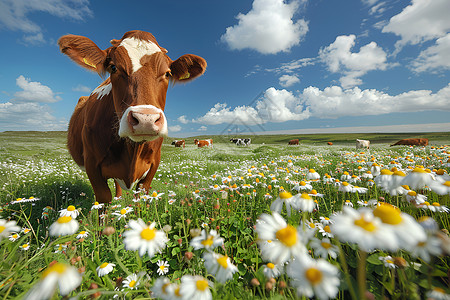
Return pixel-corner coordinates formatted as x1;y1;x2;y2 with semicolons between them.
230;138;251;146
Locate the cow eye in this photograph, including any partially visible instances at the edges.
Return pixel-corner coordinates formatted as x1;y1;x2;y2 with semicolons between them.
165;71;172;78
110;65;117;74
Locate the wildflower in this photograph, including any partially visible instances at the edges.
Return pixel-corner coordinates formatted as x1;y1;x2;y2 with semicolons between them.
404;190;427;205
49;216;79;237
351;186;368;193
122;273;141;289
293;181;312;191
76;231;89;239
319;216;333;225
54;244;67;253
91;202;104;210
270;191;296;217
287;254;340;300
338;182;353;193
255;213;307;264
430;181;450;195
402;167;434;190
306;169;320;181
190;229;224;250
148;191;164;202
22;227;31;234
179;275;212;300
310;237;339;259
309;189;324;197
8;233;20;242
418;216;439;234
379;255;396;268
0;219;20;241
97;262;115;277
426;287;450;300
344;200;353;207
407;235;442;263
294;193;317;213
152;277;176;299
331;206;398;252
112;207;133;220
168;199;176;205
370;163;381;176
24;262;82;300
123;218;168;258
340;171;351;181
59;205;79;219
419;201;450;213
374;169;393;190
317;223;334;238
263;262;282;279
20;243;30;250
203;252;238;283
156;260;170;276
361;171;373;179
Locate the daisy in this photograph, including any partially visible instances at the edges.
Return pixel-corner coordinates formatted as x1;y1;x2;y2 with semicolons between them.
293;193;317;213
22;227;32;234
317;223;334;238
54;244;67;253
20;243;30;251
24;262;82;300
0;219;21;241
407;235;442;263
402;167;435;190
112;207;133;220
152;277;176;299
293;181;312;191
8;233;20;242
404;190;427;205
156;260;170;276
190;229;224;250
419;202;450;213
76;231;89;239
430;181;450;195
385;170;407;195
49;216;79;237
123;218;168;258
203;252;238;283
270;191;296;217
306;169;320;181
287;254;340;300
91;202;104;210
340;172;352;181
309;237;339;259
97;262;115;277
148;191;164;202
122;273;141;289
331;206;398;252
344;200;353;207
370;163;381;177
351;186;368;193
426;287;450;300
263;262;283;279
255;213;307;264
308;189;324;197
361;171;373;179
59;205;79;219
374;169;393;190
168;199;176;205
418;216;439;234
379;255;396;268
319;216;333;226
338;182;353;193
179;275;212;300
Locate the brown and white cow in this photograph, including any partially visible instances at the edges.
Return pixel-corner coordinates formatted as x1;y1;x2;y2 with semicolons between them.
59;30;206;203
390;138;429;147
327;142;333;145
194;139;213;147
288;139;299;145
356;139;370;149
171;140;185;148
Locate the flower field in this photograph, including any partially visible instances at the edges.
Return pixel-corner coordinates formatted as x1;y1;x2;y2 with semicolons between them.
0;133;449;299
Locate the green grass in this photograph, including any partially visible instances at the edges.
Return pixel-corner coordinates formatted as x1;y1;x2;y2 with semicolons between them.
0;131;449;299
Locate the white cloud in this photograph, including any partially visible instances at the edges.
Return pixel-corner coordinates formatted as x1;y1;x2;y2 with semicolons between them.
13;75;61;103
318;35;389;88
382;0;450;50
0;101;67;131
194;84;450;126
177;115;189;124
194;87;310;125
279;74;300;87
198;126;207;131
169;125;182;133
0;0;92;44
411;33;450;73
221;0;309;54
72;85;92;93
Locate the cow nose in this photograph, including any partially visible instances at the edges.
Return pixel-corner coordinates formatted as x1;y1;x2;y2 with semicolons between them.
127;111;164;132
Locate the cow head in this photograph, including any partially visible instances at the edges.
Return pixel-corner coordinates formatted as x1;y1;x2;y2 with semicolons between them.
58;30;207;142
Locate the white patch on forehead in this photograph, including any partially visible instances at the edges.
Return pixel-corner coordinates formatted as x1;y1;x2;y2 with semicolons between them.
119;37;162;73
91;83;112;100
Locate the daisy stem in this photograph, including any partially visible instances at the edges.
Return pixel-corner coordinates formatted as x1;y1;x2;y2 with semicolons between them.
108;235;130;275
335;240;357;300
357;250;367;300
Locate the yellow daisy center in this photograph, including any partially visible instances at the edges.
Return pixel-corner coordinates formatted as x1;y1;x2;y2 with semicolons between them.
152;192;158;197
120;209;127;215
380;169;393;176
140;228;156;241
275;225;297;247
129;280;136;287
432;202;440;207
162;283;170;294
342;182;349;186
159;265;166;271
354;216;377;232
267;263;275;269
373;203;402;225
43;263;67;278
279;191;292;199
196;279;208;291
407;191;417;196
393;171;406;176
57;216;72;224
99;262;109;269
443;181;450;187
321;242;332;249
67;205;76;211
412;167;426;173
201;235;214;247
305;267;323;285
94;202;99;205
323;225;331;233
0;226;5;233
310;190;318;195
217;255;228;269
301;193;312;200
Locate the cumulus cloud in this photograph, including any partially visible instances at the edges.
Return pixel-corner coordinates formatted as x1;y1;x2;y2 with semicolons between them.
411;33;450;73
279;74;300;87
194;87;310;125
198;126;207;131
318;35;389;88
221;0;309;54
177;115;190;124
169;125;182;133
0;101;67;131
0;0;92;44
13;75;61;103
382;0;450;51
72;85;92;93
194;84;450;126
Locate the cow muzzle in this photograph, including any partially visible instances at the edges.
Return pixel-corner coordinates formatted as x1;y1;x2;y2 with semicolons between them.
118;105;168;142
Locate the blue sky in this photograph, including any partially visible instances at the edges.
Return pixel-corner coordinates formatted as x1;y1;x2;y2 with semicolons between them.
0;0;449;136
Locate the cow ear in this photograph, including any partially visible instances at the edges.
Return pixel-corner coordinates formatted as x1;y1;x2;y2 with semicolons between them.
170;54;207;82
58;34;108;75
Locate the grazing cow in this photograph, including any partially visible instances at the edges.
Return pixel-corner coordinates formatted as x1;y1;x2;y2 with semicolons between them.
230;138;251;146
171;140;185;148
390;138;429;147
194;139;213;147
59;30;206;203
327;142;333;145
288;139;299;145
356;139;370;149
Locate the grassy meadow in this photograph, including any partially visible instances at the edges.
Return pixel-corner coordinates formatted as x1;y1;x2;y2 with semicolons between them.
0;131;449;299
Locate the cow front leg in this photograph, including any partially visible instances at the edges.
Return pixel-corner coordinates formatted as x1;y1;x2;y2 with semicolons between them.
114;180;123;198
138;163;159;193
85;160;112;203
